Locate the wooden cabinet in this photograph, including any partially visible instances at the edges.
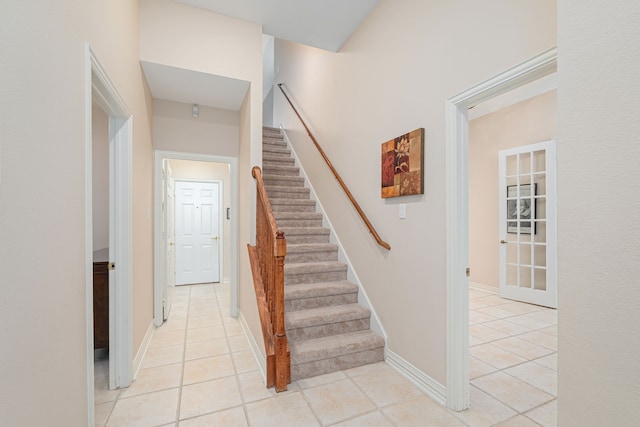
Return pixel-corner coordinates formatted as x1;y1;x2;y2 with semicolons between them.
93;248;109;349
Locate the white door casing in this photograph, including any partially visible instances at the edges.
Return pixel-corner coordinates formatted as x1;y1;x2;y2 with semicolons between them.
85;44;133;426
153;151;239;327
499;140;557;308
175;181;221;285
445;47;557;411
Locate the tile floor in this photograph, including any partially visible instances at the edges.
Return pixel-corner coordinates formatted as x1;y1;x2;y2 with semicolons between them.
95;283;557;426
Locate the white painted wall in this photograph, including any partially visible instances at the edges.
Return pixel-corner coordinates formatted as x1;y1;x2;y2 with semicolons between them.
557;0;640;424
273;0;556;386
0;1;154;424
469;91;557;288
92;104;110;252
168;159;232;280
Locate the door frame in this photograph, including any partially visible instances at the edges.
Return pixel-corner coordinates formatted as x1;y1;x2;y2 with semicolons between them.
153;150;239;327
84;44;133;425
445;47;557;410
173;178;224;285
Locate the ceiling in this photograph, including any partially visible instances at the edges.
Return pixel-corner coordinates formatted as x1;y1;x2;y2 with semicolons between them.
142;0;379;111
176;0;380;52
141;61;250;111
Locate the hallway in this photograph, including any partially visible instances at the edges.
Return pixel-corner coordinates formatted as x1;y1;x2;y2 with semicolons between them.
94;283;556;426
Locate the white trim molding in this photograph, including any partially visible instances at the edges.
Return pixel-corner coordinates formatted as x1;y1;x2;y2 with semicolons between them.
445;47;557;411
85;42;134;426
153;150;240;328
469;282;499;295
386;350;447;406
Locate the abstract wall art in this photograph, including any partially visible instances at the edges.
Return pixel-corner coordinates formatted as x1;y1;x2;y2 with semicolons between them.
381;128;424;198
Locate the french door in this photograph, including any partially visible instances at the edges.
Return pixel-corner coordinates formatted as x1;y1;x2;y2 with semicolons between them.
499;140;557;308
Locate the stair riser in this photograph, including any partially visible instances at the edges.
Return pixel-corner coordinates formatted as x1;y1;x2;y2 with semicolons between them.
263;147;291;155
291;348;385;381
287;319;370;343
277;219;323;227
262;175;304;188
285;250;338;263
263;139;286;146
267;191;310;200
285;293;358;312
285;270;347;285
284;234;331;244
270;204;316;213
262;167;300;177
263;158;295;166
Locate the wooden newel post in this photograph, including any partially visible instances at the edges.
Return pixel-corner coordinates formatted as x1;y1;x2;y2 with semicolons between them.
274;231;290;391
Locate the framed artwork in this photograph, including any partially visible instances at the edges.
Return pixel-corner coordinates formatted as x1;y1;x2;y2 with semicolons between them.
381;128;424;198
507;184;536;234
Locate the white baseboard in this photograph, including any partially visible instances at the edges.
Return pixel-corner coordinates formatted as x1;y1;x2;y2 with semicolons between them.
469;281;499;294
132;321;155;380
386;349;447;406
238;310;267;382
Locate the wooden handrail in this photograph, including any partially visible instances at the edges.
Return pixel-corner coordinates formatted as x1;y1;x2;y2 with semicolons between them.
277;83;391;250
248;166;290;392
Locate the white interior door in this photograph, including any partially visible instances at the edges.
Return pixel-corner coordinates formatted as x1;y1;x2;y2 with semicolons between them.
175;181;220;285
161;161;175;321
166;168;176;288
499;140;557;308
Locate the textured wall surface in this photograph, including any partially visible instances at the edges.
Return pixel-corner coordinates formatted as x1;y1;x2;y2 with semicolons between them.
558;0;640;424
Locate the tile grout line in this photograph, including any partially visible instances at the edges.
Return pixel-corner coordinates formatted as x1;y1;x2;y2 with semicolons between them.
174;285;192;425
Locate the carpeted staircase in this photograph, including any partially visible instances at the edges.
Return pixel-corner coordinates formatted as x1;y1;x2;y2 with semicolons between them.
261;126;385;381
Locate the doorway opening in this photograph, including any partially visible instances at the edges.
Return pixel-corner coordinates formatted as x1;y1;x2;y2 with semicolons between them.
445;47;557;411
466;77;558;421
85;45;134;425
153;151;239;328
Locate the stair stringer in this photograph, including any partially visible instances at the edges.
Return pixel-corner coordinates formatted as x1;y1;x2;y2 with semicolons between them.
279;127;388;344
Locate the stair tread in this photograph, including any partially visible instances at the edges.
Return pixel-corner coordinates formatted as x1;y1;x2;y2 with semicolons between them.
290;330;384;364
270;198;316;205
284;281;357;300
280;227;329;235
266;185;309;193
263;164;299;170
274;212;322;219
286;304;369;329
286;243;337;252
285;260;347;274
263;155;294;163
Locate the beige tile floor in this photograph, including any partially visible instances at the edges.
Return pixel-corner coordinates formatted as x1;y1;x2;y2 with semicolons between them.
95;283;557;426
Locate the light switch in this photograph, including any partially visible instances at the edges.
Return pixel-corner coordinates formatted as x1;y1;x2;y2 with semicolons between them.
399;204;406;219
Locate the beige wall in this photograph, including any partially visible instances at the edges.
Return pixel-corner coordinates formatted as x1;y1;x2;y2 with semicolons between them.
168;159;232;281
153;99;239;157
92;104;110;252
0;0;154;424
274;0;556;385
469;91;557;288
557;0;640;424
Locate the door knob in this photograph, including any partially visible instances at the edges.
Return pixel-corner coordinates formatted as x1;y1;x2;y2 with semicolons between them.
500;240;508;244
169;242;174;246
211;236;218;240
